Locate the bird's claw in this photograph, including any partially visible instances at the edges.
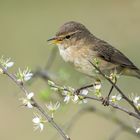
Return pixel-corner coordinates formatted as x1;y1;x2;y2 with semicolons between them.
102;97;110;106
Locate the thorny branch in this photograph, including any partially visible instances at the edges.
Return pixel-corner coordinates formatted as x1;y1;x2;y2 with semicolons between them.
0;64;70;140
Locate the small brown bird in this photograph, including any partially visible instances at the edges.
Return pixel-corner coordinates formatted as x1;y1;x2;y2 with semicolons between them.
48;21;140;80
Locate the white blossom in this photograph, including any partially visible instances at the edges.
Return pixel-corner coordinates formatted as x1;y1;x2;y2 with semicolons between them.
94;82;101;90
109;70;119;83
16;67;33;82
19;92;34;108
62;90;72;104
110;94;122;103
62;88;89;104
48;80;55;86
136;127;140;133
94;81;102;97
0;68;3;74
136;103;140;111
72;89;88;104
133;96;140;104
81;89;88;95
46;101;60;118
78;97;88;104
78;89;88;104
32;114;45;132
64;94;71;103
0;56;14;70
131;95;140;110
72;95;79;103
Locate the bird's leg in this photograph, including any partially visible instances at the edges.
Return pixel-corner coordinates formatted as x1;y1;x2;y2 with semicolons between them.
102;78;117;106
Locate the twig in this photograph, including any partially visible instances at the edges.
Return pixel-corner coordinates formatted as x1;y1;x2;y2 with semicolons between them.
88;60;140;115
50;84;140;120
107;78;117;98
84;95;140;120
0;65;70;140
75;84;94;94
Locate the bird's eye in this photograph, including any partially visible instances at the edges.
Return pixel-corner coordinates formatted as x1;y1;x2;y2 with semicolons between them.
65;35;71;39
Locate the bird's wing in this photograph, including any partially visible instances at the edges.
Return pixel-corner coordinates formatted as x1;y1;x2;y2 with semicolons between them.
94;40;137;69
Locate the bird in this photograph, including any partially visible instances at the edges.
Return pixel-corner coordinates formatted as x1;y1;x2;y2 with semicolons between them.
48;21;140;81
47;21;140;105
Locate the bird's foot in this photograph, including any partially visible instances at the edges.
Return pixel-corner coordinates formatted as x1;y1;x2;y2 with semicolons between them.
102;96;110;106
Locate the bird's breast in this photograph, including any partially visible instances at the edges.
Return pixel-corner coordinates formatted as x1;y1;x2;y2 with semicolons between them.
57;44;118;77
57;44;78;62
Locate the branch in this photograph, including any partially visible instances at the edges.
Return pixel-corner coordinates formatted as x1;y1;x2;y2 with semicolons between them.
88;60;140;115
83;95;140;120
0;65;70;140
50;84;140;120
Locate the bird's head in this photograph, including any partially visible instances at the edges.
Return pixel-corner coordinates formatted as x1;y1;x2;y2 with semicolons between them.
47;21;91;49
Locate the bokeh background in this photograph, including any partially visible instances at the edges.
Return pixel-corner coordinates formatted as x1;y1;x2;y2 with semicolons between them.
0;0;140;140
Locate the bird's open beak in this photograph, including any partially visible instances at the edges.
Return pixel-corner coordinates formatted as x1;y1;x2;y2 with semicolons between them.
47;36;62;45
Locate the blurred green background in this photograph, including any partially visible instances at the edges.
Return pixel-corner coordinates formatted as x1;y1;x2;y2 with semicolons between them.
0;0;140;140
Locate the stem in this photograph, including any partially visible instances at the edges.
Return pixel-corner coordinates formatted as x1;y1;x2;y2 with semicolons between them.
0;65;70;140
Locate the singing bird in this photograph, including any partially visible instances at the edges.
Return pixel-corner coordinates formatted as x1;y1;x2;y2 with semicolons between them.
48;21;140;81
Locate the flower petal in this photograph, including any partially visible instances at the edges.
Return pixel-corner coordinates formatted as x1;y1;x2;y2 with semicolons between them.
6;62;14;68
27;92;34;99
73;95;79;102
27;102;33;108
24;73;33;81
39;123;44;131
116;94;122;101
64;95;70;103
81;89;88;95
32;117;40;124
55;102;60;110
136;128;140;133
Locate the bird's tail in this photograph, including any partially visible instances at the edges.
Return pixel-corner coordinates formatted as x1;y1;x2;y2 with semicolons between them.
122;68;140;79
